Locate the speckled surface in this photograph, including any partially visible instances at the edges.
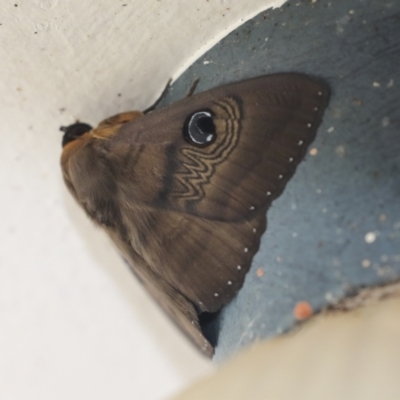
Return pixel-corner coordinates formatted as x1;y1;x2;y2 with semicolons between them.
159;0;400;361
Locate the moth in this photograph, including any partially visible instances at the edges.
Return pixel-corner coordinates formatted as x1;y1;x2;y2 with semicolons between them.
60;73;329;357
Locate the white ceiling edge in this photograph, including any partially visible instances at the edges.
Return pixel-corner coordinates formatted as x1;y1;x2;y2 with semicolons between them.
2;0;286;128
0;1;286;399
172;0;287;81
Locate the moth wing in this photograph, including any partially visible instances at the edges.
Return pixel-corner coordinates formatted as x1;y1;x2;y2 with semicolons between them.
113;73;330;222
129;207;266;314
100;74;329;312
108;230;214;357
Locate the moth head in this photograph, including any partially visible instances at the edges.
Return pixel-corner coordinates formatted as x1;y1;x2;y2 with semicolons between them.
60;123;93;147
184;110;216;147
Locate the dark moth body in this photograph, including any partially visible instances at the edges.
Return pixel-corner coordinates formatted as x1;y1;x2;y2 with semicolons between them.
61;74;329;357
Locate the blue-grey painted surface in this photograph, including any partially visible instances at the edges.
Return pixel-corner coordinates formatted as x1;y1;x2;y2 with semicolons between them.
158;0;400;361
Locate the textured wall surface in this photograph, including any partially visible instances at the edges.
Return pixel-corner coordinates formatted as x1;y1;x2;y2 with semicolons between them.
158;0;400;361
0;1;285;399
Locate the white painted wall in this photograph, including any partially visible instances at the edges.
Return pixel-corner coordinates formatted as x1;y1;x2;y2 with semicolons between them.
0;1;285;398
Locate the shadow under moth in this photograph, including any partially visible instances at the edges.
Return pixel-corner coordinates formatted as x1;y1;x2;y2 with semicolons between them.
60;73;329;357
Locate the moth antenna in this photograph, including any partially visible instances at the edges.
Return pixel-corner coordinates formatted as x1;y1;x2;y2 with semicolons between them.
185;78;200;98
143;78;172;114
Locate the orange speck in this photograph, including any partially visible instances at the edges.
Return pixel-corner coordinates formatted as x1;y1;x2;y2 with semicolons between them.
293;301;313;320
256;268;264;277
309;148;318;156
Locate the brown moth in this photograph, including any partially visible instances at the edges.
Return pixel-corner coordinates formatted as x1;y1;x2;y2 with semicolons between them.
60;74;329;357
